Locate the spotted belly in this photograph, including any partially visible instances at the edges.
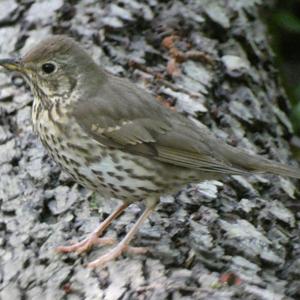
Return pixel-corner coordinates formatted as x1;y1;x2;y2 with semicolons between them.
34;104;201;202
39;132;194;201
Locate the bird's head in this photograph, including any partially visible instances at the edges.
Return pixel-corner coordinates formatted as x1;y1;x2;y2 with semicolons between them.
0;35;100;102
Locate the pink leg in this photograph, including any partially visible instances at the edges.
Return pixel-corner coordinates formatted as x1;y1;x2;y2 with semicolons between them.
56;203;129;254
87;204;155;268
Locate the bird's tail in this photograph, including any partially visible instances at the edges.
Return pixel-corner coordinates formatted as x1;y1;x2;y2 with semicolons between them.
220;144;300;179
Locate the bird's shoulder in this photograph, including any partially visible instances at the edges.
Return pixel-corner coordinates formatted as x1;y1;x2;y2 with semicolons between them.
71;71;175;145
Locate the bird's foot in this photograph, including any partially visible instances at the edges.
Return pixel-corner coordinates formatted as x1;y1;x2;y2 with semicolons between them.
56;203;129;254
56;235;115;254
87;243;148;268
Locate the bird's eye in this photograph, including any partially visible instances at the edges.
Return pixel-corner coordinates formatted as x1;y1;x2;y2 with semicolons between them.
41;62;56;74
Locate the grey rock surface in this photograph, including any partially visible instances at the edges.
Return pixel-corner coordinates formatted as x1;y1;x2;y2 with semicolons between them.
0;0;299;299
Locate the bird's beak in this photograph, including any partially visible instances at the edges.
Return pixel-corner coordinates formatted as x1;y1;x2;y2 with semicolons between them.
0;58;22;71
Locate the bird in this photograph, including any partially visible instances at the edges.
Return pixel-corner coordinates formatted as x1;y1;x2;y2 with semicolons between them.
0;35;299;268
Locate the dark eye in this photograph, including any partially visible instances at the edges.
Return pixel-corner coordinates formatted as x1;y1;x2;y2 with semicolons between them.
42;63;56;74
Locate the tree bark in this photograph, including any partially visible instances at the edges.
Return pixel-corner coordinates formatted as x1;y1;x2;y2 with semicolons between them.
0;0;299;299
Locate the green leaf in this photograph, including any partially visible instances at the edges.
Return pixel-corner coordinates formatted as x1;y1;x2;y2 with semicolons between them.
274;11;300;33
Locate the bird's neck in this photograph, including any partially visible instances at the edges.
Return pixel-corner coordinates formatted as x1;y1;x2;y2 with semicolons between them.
30;81;53;110
76;64;108;99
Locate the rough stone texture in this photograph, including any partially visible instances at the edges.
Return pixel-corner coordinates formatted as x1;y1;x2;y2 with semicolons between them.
0;0;299;299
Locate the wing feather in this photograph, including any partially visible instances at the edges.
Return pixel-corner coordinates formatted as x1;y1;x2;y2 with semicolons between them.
72;71;247;175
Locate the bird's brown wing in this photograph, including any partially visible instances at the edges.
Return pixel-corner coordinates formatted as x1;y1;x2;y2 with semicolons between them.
72;73;247;175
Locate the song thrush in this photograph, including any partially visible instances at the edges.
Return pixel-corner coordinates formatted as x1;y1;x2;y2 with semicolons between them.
1;35;299;268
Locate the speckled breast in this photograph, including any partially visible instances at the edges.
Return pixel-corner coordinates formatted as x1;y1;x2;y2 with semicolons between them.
32;99;196;203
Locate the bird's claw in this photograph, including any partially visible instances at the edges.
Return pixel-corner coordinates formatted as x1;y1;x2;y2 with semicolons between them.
56;236;116;254
86;244;148;268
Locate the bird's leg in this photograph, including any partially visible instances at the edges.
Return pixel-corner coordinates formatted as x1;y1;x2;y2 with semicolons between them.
56;203;129;254
87;204;155;268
